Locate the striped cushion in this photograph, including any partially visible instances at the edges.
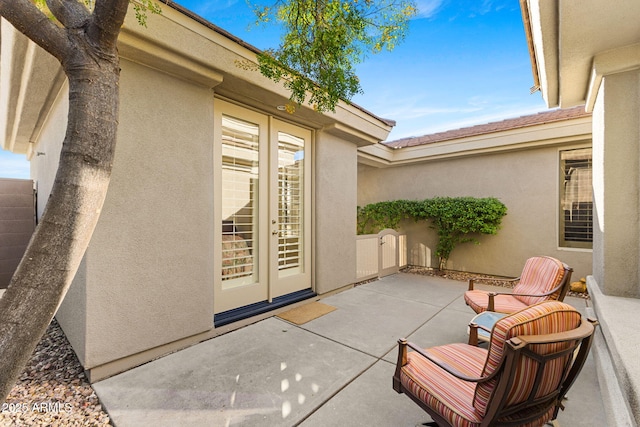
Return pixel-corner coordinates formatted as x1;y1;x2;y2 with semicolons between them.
400;343;487;426
400;343;556;426
513;256;565;305
464;290;529;314
474;301;582;414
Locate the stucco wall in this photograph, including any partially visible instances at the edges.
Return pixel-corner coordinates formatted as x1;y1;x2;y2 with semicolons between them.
592;70;640;298
358;145;592;280
77;59;215;368
314;131;358;294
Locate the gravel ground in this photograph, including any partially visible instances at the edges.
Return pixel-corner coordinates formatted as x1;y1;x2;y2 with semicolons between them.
0;320;111;427
402;266;590;299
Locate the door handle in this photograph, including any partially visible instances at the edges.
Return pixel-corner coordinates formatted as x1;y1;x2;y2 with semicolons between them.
272;230;279;236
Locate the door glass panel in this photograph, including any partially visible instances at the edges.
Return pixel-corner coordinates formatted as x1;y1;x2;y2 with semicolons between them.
221;115;259;288
277;132;305;276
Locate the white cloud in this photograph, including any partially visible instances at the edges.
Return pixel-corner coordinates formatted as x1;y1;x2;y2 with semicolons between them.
414;0;445;19
383;104;481;121
388;103;548;140
191;0;240;16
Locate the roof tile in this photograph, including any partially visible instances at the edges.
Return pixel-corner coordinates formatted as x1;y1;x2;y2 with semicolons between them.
385;106;590;149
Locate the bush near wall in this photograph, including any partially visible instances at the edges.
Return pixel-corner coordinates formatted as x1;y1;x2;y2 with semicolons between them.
357;197;507;269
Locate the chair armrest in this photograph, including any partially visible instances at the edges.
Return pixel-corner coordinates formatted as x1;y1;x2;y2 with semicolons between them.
488;293;496;311
510;318;598;347
400;339;493;383
468;322;491;346
470;321;492;334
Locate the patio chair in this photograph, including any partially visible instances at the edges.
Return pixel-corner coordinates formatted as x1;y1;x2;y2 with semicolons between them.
392;301;597;427
464;256;573;314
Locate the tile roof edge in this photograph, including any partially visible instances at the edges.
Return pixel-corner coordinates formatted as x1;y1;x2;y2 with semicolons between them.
385;106;591;149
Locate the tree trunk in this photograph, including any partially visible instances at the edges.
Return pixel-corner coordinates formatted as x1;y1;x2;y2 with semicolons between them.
0;23;121;402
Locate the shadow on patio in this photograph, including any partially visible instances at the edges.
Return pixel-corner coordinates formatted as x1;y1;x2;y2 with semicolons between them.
93;272;605;426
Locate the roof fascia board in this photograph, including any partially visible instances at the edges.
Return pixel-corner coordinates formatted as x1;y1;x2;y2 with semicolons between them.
117;28;224;88
357;141;395;166
0;20;63;155
524;0;560;108
586;42;640;112
121;5;392;144
323;122;387;147
519;0;540;93
357;117;592;168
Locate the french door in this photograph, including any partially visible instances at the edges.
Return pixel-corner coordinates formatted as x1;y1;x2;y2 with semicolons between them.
213;100;311;314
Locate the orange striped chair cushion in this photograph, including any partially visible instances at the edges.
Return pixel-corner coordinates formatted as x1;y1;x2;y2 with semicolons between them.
474;301;582;414
464;290;529;314
400;343;488;426
400;343;556;426
512;256;565;305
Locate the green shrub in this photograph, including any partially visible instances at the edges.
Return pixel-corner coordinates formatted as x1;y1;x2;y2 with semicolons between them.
357;197;507;269
356;200;412;234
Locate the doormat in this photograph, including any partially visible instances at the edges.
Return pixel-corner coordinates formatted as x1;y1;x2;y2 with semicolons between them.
277;302;336;325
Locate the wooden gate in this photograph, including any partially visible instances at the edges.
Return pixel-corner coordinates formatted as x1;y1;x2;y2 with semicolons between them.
356;229;406;280
379;228;407;278
0;179;35;288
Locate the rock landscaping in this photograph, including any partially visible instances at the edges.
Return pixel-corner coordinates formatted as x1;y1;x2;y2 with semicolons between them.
402;266;590;299
0;320;111;426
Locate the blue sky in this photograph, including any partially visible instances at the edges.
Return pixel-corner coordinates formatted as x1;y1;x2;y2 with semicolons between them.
0;0;546;179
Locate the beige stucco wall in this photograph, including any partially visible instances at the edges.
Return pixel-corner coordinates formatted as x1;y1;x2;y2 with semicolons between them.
358;144;593;281
592;69;640;298
76;59;216;368
314;131;358;294
40;59;217;370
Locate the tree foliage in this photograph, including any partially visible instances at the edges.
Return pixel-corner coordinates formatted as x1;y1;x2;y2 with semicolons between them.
357;197;508;269
253;0;416;111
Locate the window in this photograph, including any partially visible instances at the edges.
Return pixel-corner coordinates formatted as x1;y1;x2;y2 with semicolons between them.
220;115;259;285
559;148;592;249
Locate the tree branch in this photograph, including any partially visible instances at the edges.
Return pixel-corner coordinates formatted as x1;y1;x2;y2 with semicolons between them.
0;0;69;61
88;0;130;51
46;0;91;29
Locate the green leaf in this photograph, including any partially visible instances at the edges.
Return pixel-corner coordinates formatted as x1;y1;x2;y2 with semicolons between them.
254;0;416;112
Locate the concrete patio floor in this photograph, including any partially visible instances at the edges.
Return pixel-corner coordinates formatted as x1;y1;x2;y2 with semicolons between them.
93;272;606;426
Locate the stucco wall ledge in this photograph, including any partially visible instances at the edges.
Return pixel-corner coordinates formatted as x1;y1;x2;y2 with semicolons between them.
587;276;640;425
586;43;640;113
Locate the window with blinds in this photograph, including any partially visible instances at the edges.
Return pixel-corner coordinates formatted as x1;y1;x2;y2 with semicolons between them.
221;115;259;286
277;132;304;274
560;147;592;249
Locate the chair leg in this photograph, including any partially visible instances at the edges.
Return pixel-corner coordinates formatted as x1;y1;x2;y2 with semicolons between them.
418;423;438;427
546;421;560;427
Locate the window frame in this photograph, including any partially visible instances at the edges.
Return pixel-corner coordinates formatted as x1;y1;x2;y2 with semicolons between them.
558;146;593;250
